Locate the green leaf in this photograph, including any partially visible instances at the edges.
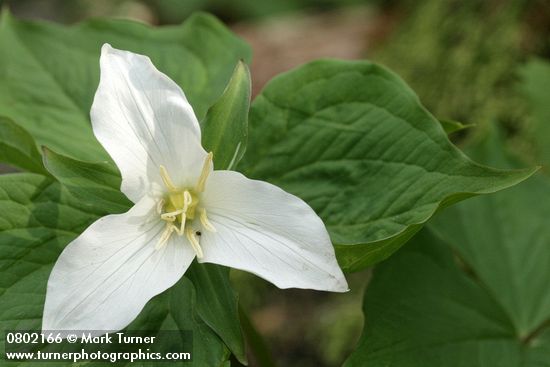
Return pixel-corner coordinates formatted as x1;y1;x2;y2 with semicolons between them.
125;277;232;367
0;173;231;366
429;130;550;336
186;263;246;364
0;116;47;174
0;10;251;161
201;60;251;170
42;146;131;214
520;58;550;169
345;134;550;366
0;173;97;366
344;229;550;367
241;60;536;272
439;118;474;135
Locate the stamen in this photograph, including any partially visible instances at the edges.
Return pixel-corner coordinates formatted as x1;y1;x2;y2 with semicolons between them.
184;190;193;207
160;165;178;192
156;162;213;255
195;152;213;193
178;214;186;235
161;209;184;221
155;224;174;250
156;199;164;215
200;208;217;232
185;227;204;259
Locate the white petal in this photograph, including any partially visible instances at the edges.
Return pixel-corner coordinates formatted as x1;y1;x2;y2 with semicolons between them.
200;171;348;292
42;196;195;335
91;44;207;202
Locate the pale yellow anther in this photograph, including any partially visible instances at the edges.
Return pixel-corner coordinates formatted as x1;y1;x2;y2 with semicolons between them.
200;208;217;232
185;227;204;259
184;190;193;208
156;199;164;215
155;224;174;250
160;165;178;192
178;214;186;235
195;152;213;193
161;208;184;221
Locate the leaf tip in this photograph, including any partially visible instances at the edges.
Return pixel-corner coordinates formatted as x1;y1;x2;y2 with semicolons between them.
40;145;62;167
233;59;251;81
504;165;541;188
40;145;51;156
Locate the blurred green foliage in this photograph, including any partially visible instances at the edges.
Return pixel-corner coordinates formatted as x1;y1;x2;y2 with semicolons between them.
519;58;550;169
3;0;367;24
146;0;364;23
372;0;548;136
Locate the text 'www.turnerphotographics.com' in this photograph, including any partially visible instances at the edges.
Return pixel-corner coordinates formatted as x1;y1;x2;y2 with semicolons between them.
3;330;193;363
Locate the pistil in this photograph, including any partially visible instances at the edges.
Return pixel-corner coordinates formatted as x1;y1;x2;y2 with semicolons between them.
155;153;216;257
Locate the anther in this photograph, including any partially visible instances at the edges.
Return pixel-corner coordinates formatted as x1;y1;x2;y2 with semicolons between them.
185;227;204;258
195;152;213;193
160;165;178;192
161;209;184;221
156;199;164;215
200;208;216;232
178;214;186;235
184;190;193;207
155;224;174;250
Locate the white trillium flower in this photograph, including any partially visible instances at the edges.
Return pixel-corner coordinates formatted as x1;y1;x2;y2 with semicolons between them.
42;44;348;335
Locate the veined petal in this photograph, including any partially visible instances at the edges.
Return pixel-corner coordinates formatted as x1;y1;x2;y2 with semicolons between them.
91;44;207;202
42;196;196;335
200;171;348;292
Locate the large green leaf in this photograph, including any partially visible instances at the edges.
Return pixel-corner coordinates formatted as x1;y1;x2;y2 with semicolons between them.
0;10;251;161
345;134;550;366
344;230;550;367
201;60;251;170
0;173;231;366
241;60;535;272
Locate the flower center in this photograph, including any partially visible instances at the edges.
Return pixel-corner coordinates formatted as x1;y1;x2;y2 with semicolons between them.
155;152;216;258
